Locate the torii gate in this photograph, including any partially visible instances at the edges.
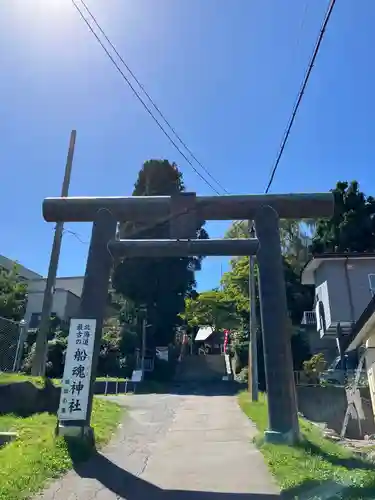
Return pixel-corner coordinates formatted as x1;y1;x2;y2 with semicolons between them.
37;192;333;445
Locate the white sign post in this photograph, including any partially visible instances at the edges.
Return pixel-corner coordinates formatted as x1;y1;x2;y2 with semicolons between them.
58;318;96;422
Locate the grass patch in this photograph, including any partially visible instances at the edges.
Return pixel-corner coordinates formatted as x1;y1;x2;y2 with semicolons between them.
0;374;130;386
0;373;46;387
239;391;375;499
0;398;123;500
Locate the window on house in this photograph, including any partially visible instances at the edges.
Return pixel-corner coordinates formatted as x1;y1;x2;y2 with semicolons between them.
29;312;57;329
369;274;375;297
29;313;42;329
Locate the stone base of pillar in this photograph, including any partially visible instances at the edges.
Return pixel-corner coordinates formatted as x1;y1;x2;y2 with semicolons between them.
56;423;95;447
264;428;299;445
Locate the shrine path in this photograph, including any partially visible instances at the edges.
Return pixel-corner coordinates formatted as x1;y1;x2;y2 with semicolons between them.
35;387;280;499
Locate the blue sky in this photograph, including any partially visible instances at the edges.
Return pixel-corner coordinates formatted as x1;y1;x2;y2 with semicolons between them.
1;0;375;291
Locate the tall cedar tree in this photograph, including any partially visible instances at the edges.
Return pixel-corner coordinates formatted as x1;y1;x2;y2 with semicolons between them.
112;160;208;346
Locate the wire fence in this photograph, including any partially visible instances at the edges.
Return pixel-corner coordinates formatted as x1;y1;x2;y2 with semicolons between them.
0;316;22;372
293;369;369;388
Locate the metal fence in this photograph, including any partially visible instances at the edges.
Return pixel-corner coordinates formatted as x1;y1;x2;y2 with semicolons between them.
294;369;368;388
0;316;26;372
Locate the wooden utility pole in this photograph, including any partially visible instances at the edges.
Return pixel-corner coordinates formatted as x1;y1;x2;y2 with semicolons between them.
141;316;147;380
32;130;77;376
248;222;258;402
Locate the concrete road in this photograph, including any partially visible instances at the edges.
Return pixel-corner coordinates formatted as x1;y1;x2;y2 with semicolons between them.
35;386;280;499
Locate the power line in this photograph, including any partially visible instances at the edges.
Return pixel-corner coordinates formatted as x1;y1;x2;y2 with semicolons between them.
231;0;336;234
63;206;195;248
264;0;337;194
63;228;89;245
78;0;229;195
71;0;336;241
71;0;226;196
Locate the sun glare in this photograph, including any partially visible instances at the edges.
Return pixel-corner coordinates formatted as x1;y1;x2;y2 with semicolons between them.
7;0;78;54
35;0;74;18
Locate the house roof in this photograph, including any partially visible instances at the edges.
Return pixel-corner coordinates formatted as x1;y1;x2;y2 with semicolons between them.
0;254;43;281
195;326;214;342
301;252;375;285
345;294;375;352
28;276;85;282
27;287;81;299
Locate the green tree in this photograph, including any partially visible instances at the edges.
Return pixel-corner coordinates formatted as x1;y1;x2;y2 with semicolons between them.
112;159;208;346
23;318;69;377
311;180;375;254
221;255;313;327
0;264;27;321
224;217;315;324
221;256;252;324
97;317;137;378
220;254;312;383
225;219;315;271
181;289;241;331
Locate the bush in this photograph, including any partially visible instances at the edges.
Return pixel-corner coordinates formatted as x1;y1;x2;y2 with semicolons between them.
45;335;68;378
22;329;68;378
235;367;248;383
303;353;327;384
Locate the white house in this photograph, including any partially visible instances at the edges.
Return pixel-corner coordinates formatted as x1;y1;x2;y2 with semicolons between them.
0;254;84;328
26;276;85;329
346;295;375;423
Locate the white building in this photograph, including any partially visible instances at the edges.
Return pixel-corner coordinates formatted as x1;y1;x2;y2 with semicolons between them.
26;276;85;329
0;254;84;328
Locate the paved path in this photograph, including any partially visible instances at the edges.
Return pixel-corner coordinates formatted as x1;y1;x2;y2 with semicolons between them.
35;388;280;499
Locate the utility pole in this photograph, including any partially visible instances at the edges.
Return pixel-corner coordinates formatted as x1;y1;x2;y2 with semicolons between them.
32;130;77;376
248;222;258;401
141;314;147;380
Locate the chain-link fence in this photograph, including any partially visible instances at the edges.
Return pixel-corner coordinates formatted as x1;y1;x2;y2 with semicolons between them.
0;316;27;372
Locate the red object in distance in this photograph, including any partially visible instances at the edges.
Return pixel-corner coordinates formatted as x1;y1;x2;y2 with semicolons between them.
223;329;230;350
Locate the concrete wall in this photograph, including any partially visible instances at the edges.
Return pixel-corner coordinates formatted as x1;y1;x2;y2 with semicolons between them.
297;385;375;439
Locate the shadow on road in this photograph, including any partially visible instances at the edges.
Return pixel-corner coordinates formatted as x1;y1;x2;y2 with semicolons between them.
71;451;279;499
281;478;375;499
139;381;247;397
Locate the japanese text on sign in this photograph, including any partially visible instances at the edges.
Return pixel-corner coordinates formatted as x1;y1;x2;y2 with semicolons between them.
58;319;96;421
